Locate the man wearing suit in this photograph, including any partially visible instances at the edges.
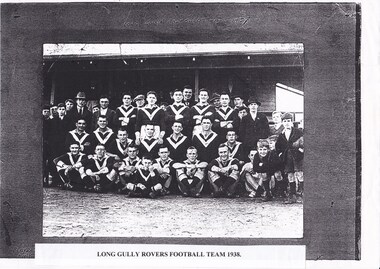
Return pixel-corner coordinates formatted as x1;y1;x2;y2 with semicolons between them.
92;95;116;131
239;97;270;161
68;92;93;133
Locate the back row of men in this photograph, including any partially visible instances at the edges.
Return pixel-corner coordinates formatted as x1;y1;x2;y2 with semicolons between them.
43;86;304;203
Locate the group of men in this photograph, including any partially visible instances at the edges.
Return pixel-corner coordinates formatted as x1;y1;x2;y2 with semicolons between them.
43;85;304;203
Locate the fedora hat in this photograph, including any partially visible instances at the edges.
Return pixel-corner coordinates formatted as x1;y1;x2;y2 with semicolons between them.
247;96;261;106
75;92;86;99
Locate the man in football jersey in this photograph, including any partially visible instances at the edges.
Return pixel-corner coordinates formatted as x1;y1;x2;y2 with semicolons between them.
153;145;175;195
165;88;191;136
83;144;117;193
65;118;91;154
117;143;141;194
224;129;244;165
54;142;93;190
173;147;208;197
192;116;219;163
135;91;166;143
107;127;133;160
213;92;238;138
129;155;163;199
89;115;115;152
138;124;160;159
189;88;215;136
164;120;191;162
114;92;138;140
208;143;241;198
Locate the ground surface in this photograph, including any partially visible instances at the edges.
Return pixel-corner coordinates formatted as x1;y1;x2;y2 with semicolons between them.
43;188;303;238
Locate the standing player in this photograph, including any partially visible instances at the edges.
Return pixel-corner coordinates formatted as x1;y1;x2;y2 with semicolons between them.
114;93;138;140
173;147;208;197
135;91;166;143
190;88;215;136
208;144;241;198
165;88;191;136
213;92;238;139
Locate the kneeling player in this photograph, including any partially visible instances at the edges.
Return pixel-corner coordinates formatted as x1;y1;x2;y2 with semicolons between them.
173;147;208;197
241;150;264;198
130;155;163;198
208;144;241;198
54;142;93;190
117;143;141;194
83;144;118;192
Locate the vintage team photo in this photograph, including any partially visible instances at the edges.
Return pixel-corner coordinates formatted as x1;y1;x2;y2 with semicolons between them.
42;43;304;238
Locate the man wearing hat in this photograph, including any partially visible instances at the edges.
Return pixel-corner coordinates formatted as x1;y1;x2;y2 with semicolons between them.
275;112;304;204
209;92;221;110
238;96;270;162
133;94;145;109
68;91;92;132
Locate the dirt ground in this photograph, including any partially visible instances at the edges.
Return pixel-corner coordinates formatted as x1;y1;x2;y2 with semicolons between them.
43;188;303;238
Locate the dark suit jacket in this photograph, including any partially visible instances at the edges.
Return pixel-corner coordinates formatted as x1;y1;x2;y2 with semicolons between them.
239;112;270;150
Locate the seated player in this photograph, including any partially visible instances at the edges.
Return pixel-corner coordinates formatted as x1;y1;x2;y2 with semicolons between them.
54;142;93;190
83;144;118;193
153;145;175;195
208;144;241;198
276;112;304;204
251;139;273;202
164;120;191;162
107;127;133;160
138;124;161;159
89;115;115;153
117;143;141;194
173;147;208;197
241;150;265;198
129;155;163;199
65;118;91;154
224;129;244;165
192;116;219;163
267;135;286;198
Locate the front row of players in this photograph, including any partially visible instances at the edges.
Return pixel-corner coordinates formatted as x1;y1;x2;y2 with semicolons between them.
54;129;303;204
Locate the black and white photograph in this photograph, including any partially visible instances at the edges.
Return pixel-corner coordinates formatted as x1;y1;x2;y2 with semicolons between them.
42;43;304;238
2;1;379;269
